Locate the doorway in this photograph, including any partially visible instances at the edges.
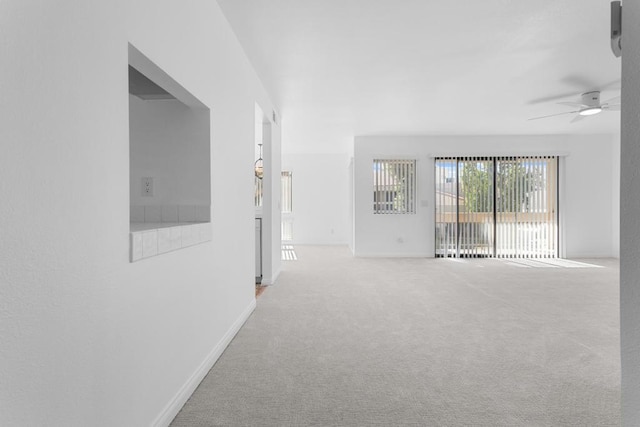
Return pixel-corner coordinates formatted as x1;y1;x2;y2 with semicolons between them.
435;156;559;258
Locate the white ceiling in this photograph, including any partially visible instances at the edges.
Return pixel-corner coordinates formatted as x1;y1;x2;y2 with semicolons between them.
217;0;621;154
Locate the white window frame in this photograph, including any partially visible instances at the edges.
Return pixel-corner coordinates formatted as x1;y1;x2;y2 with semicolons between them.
373;159;417;215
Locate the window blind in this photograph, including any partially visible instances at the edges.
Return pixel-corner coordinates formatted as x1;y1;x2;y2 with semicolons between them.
373;159;416;214
281;171;293;241
281;171;292;213
435;156;558;258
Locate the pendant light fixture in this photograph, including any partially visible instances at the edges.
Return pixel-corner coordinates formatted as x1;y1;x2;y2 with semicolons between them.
254;143;264;180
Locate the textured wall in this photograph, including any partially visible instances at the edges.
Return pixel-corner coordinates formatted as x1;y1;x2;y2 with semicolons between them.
129;96;210;207
260;119;283;285
621;0;640;423
281;152;351;245
0;0;278;425
353;135;618;258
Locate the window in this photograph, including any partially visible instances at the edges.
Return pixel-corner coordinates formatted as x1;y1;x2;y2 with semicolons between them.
281;171;293;241
435;156;558;258
281;171;292;213
373;159;416;214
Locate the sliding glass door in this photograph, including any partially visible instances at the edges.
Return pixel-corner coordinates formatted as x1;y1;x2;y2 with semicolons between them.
435;159;458;257
458;158;494;257
436;156;558;258
495;157;558;258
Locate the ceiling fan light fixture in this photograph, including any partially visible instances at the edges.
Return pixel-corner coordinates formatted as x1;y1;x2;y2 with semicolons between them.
579;106;602;116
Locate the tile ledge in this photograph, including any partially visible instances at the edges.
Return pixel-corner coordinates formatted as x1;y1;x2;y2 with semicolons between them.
130;222;212;262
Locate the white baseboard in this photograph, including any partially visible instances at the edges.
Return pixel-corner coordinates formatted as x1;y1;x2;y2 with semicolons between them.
565;253;617;259
261;266;281;285
355;252;432;258
152;298;257;427
288;241;348;246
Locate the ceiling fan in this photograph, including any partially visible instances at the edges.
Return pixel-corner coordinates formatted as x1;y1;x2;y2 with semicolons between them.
528;91;621;123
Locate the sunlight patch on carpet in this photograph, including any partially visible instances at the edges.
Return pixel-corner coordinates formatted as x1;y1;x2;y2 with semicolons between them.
503;258;604;269
282;244;297;261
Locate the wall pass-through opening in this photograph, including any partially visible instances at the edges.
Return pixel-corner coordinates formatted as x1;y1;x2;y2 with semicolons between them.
435;156;559;258
128;44;212;262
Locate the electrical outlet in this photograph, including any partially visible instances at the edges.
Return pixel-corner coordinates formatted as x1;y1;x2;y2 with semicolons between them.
142;177;153;197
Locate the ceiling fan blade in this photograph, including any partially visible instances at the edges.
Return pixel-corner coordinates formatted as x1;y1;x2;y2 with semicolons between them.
561;75;598;90
570;114;586;123
603;96;621;104
604;104;621;111
528;110;579;121
600;79;622;91
560;76;621;92
557;101;586;108
528;92;580;105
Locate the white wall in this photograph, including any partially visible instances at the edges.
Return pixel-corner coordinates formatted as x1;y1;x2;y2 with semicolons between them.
281;152;350;245
261;118;283;285
129;96;210;206
348;158;355;252
621;1;640;422
0;1;278;426
354;135;618;258
611;132;620;259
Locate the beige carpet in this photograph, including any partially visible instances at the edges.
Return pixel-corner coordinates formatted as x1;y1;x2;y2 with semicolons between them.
171;246;620;426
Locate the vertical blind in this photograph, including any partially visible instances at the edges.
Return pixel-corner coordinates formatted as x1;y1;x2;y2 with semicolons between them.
495;157;558;258
281;171;293;213
281;171;293;241
435;156;558;258
373;159;416;214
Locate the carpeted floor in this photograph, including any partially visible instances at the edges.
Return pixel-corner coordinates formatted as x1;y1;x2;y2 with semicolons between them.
171;246;620;426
